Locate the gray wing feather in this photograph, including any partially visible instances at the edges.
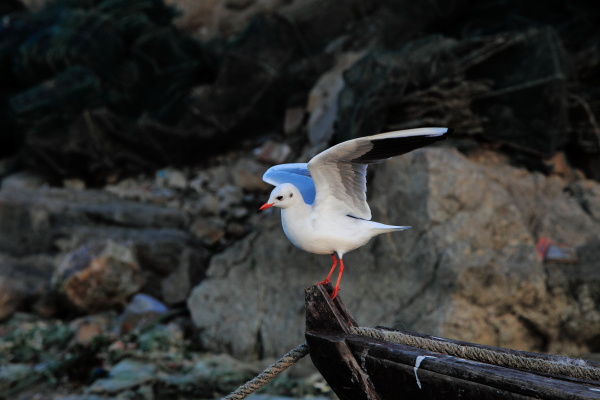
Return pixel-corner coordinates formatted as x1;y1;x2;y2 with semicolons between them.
307;127;452;220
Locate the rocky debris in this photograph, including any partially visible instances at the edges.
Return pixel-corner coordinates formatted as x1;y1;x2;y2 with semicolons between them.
190;217;226;246
157;353;260;396
254;140;292;165
0;170;49;190
0;309;323;399
0;363;33;392
116;293;168;334
53;241;145;313
0;188;187;256
0;313;74;364
189;147;600;359
0;184;212;309
155;167;189;190
0;253;57;320
88;358;157;395
69;313;116;346
231;157;270;192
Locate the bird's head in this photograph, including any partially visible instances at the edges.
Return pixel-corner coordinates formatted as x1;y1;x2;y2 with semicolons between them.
258;183;301;212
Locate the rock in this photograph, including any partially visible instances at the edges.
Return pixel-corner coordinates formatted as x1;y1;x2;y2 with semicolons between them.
230;206;249;220
0;363;34;392
541;240;600;356
49;224;210;302
1;171;49;190
188;147;600;359
69;313;115;346
254;140;292;165
0;186;209;306
161;247;208;305
226;222;247;239
53;241;145;313
155;167;188;190
0;254;57;320
63;178;86;190
88;359;157;395
167;0;286;40
306;51;365;147
54;226;188;272
283;106;305;136
190;217;226;246
117;293;168;334
0;188;187;257
0;313;74;363
157;353;260;396
216;184;245;212
197;193;221;216
191;166;230;193
137;322;186;353
567;179;600;222
231;157;269;192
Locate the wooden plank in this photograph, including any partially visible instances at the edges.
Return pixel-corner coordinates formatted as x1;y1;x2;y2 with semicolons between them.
374;326;600;385
363;356;537;400
346;335;600;400
306;332;381;400
305;284;357;333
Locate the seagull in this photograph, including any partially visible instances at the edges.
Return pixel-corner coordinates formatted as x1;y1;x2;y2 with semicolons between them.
257;127;453;299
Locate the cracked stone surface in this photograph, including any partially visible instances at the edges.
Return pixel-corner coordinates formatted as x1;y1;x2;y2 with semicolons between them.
188;147;600;360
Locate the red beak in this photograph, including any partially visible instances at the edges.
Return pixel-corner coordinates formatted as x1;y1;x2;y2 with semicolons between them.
257;203;274;213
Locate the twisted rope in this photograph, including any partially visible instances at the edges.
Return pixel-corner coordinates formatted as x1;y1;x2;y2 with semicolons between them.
223;342;310;400
350;326;600;382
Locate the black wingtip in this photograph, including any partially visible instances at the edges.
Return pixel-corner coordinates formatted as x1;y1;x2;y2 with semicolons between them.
351;127;456;163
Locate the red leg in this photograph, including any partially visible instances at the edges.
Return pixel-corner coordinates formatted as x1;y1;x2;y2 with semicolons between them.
316;254;337;285
330;258;345;300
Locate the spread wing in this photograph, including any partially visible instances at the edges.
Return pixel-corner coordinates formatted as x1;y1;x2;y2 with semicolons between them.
262;163;316;204
308;127;453;219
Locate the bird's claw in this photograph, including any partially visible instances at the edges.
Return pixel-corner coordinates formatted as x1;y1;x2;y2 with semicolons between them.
330;287;339;300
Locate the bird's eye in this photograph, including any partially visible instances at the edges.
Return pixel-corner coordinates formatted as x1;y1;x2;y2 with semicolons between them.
276;195;283;201
289;193;293;198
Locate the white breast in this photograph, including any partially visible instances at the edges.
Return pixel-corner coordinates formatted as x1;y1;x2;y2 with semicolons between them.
280;206;374;256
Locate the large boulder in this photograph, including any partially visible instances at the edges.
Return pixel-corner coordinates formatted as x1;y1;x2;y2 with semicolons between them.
188;147;600;359
53;240;145;313
0;187;209;308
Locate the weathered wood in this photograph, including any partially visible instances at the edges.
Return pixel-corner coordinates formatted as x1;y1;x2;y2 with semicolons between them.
347;335;600;400
307;332;381;400
305;283;357;333
373;326;600;386
304;284;600;400
305;285;376;400
361;356;536;400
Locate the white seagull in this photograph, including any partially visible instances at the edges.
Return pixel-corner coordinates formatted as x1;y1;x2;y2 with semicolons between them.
258;127;453;299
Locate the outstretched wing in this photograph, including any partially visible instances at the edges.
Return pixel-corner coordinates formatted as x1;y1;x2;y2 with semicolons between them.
308;127;453;219
262;163;316;205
